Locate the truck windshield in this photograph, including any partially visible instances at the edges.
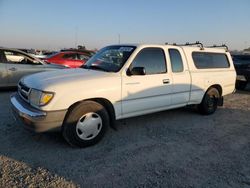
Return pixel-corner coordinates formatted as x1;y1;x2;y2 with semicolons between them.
81;45;136;72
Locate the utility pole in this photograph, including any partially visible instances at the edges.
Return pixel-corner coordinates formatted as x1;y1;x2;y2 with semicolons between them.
75;26;78;48
118;34;120;44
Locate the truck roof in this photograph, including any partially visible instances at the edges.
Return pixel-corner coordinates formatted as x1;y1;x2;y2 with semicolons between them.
115;44;229;53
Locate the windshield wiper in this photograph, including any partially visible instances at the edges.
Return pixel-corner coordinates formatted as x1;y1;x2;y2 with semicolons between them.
82;65;109;72
81;64;89;69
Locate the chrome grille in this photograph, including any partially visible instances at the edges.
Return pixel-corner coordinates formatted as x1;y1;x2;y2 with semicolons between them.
18;82;30;102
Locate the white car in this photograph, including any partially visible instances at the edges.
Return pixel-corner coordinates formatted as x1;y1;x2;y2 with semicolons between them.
0;48;67;87
11;43;236;147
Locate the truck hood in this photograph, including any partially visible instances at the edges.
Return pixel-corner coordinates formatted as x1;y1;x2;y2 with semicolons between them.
22;68;112;90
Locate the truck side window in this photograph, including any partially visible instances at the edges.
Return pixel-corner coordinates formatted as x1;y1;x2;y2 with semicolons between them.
192;52;230;69
169;49;184;73
130;48;167;75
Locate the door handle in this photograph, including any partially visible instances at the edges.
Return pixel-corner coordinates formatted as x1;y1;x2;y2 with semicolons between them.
9;67;17;71
125;82;140;85
163;79;170;84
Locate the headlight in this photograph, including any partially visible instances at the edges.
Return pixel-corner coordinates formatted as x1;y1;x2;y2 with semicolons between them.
29;89;54;107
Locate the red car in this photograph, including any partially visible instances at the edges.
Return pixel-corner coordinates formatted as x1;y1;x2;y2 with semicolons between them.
44;51;90;68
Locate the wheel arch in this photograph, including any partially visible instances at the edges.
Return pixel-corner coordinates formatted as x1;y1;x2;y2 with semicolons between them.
204;84;223;106
65;97;116;129
198;84;222;115
206;84;222;96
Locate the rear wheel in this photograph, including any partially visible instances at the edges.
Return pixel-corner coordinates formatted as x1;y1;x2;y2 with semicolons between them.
198;88;220;115
62;101;109;147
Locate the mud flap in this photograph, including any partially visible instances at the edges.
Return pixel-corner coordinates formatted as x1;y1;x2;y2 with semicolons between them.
109;115;117;130
218;97;224;106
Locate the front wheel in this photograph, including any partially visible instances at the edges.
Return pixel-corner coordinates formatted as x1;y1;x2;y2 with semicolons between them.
62;101;109;147
198;88;220;115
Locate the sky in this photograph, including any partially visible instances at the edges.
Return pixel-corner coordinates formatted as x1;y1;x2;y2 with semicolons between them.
0;0;250;51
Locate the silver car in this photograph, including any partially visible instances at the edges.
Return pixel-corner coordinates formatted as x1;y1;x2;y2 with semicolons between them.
0;48;66;87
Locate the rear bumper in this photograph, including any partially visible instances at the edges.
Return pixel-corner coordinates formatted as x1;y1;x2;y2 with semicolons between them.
236;75;247;82
10;93;67;132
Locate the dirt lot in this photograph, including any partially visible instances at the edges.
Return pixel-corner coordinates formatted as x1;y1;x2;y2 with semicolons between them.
0;86;250;188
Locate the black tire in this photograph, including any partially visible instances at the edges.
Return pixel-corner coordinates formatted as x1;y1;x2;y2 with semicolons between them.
62;101;109;148
236;80;247;90
198;88;220;115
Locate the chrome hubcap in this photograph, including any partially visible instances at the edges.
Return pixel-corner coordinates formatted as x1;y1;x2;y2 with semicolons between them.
76;112;102;140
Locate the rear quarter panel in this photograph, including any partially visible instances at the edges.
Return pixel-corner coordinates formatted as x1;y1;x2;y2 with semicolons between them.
182;48;236;104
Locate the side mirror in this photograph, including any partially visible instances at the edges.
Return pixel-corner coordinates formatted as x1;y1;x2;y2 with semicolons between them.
127;67;146;76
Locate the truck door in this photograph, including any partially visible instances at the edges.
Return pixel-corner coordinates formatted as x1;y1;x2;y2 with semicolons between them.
166;47;191;106
122;47;172;117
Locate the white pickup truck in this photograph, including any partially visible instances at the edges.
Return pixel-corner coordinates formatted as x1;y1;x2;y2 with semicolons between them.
11;43;236;147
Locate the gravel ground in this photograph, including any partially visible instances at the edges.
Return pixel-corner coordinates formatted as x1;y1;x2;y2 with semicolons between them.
0;86;250;188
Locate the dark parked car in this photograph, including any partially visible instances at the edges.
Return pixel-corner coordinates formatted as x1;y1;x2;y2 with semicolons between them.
232;55;250;90
0;48;66;88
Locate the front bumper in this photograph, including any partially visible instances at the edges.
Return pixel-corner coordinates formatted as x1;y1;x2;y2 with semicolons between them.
10;93;67;132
